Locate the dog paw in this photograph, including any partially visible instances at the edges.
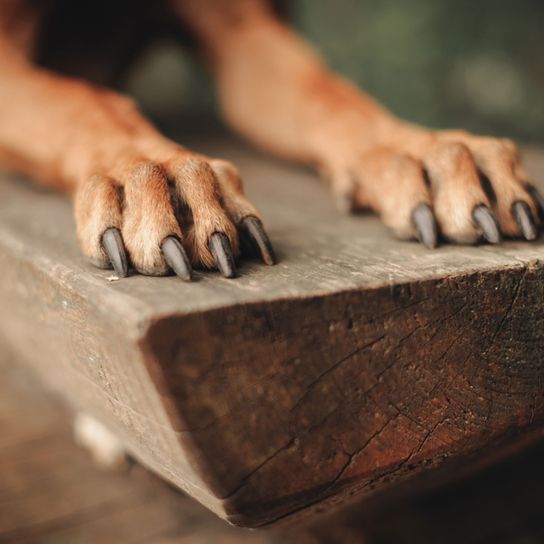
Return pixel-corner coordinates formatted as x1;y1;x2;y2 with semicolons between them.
320;125;541;247
74;149;275;279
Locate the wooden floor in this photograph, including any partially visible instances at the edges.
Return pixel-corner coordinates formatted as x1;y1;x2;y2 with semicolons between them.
2;354;544;544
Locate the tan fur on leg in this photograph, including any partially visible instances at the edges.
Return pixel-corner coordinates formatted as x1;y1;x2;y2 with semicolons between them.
0;11;269;276
174;0;540;246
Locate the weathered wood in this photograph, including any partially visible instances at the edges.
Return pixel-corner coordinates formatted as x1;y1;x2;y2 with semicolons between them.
0;353;273;544
2;353;544;543
1;132;544;527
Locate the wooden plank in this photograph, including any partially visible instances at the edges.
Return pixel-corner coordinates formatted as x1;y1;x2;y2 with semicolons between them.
2;351;544;543
0;353;273;544
1;132;544;526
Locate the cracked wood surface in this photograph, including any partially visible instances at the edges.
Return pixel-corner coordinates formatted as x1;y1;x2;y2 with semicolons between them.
1;133;544;527
4;351;544;544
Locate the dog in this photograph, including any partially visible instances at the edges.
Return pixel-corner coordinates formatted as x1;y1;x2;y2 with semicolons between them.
1;0;542;280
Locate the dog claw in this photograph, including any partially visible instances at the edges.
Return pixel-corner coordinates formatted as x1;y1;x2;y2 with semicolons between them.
101;228;128;278
473;205;501;244
527;186;544;222
161;236;192;281
412;204;438;249
209;233;237;278
512;200;537;241
241;216;276;265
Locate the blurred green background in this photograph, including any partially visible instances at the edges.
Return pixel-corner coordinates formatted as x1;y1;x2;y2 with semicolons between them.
128;0;544;143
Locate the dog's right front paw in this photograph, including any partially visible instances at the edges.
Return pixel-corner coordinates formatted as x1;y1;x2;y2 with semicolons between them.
74;150;275;280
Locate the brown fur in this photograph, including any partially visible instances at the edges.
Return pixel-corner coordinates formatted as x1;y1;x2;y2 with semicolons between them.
0;0;538;274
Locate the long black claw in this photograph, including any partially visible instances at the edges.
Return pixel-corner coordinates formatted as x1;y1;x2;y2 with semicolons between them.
209;233;237;278
412;204;438;249
161;236;192;281
512;200;537;241
241;216;276;265
527;185;544;222
473;205;501;244
101;228;128;278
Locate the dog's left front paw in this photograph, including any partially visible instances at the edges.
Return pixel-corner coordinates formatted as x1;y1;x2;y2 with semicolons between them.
307;85;541;247
325;129;542;247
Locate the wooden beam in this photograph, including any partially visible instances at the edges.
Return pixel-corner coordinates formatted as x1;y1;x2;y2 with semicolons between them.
0;352;274;544
3;343;544;543
1;134;544;527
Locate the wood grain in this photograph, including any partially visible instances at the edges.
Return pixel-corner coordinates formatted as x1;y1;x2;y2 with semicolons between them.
0;353;273;544
2;351;544;543
1;132;544;526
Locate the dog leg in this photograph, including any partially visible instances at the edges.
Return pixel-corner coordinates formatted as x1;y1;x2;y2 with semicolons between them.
0;26;274;278
174;0;541;246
